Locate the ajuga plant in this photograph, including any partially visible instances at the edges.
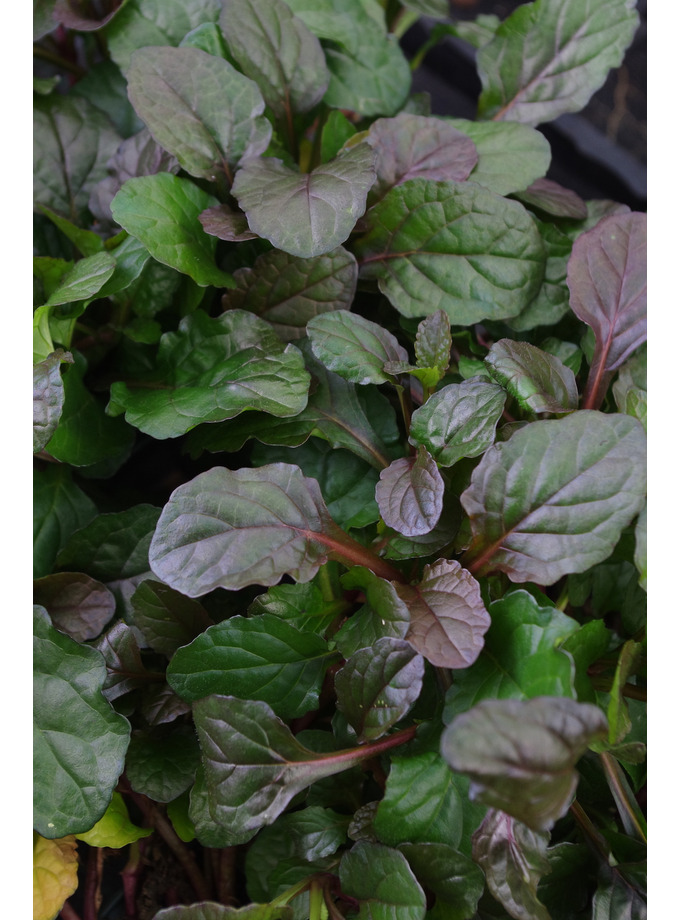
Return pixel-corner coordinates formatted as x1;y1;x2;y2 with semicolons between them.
33;1;647;918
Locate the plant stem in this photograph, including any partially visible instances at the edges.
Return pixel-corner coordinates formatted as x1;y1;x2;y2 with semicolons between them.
82;846;104;920
125;789;211;901
217;847;238;906
569;799;611;863
589;677;646;702
310;879;324;920
600;751;647;843
34;44;86;77
59;902;82;920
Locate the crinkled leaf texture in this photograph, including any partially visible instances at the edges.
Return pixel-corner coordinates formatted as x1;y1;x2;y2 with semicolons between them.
335;637;424;742
462;411;647;585
477;0;639;125
308;308;408;385
150;463;395;597
33;832;79;920
232;144;376;258
398;842;485;920
355;179;545;325
376;448;445;537
154;903;293;920
441;696;608;830
108;310;310;439
472;809;552;920
167;613;337;719
193;695;369;844
33;606;131;837
126;45;271;180
395;560;490;669
339;841;427;920
33;572;116;643
34;351;71;453
484;339;578;414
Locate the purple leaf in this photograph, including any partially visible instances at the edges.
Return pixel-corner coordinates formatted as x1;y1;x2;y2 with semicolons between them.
200;205;258;241
515;178;587;219
376;448;445;537
567;212;646;409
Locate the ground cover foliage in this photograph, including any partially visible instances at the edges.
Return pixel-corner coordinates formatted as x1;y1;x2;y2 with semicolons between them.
33;1;646;918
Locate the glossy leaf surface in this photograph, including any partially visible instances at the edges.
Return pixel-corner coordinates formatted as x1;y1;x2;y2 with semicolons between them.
398;842;484;920
125;726;201;803
74;791;152;847
168;613;336;718
33;351;70;452
33;606;131;837
477;0;639;125
441;696;607;830
355;179;545;324
484;339;578;414
232;144;376;258
308;308;408;385
127;45;271;180
33;466;97;579
33;572;116;643
339;841;427;920
376;449;445;537
130;580;214;656
462;412;647;585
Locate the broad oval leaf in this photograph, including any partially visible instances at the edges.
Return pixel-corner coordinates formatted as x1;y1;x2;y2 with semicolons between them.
111;173;235;287
477;0;640;125
515;178;587;219
367;113;477;200
444;119;551;197
74;791;152;848
33;832;79;920
339;841;427;920
33;606;131;837
125;726;201;803
222;247;358;340
108;310;310;439
376;448;445;537
34;351;70;453
308;308;408;385
335;637;424;742
409;378;507;467
33;572;116;643
567;212;647;397
462;411;647;585
232;144;376;258
131;579;215;657
398;842;485;920
44;252;116;306
200;204;258;242
441;696;608;830
484;339;578;414
394;559;490;669
336;566;410;659
150;463;392;596
471;809;552;920
127;45;271;180
355;179;545;325
220;0;329;119
34;465;98;579
193;695;369;844
167;613;337;719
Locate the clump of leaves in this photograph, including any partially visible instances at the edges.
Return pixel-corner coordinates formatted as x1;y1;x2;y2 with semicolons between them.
34;1;646;919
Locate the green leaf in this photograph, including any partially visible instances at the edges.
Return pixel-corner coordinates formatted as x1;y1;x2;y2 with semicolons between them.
606;640;643;744
471;809;552;920
74;791;152;848
108;310;310;439
634;503;646;591
335;566;410;658
70;58;144;138
484;339;578;414
125;725;201;802
33;351;71;453
444;590;579;720
104;0;222;72
375;749;465;848
36;203;105;257
591;869;647;920
409;379;506;467
376;449;445;537
155;904;294;920
220;0;329;119
335;637;424;742
232;144;376;258
110;173;235;287
33;572;116;643
507;218;574;332
443;119;551;196
180;21;231;56
477;0;639;125
46;351;135;472
394;560;490;669
414;311;451;377
249;581;337;634
34;93;121;224
150;463;397;597
253;439;380;530
355;179;545;325
339;841;427;920
222;247;358;340
321;109;356;162
308;308;408;385
33;606;131;837
127;45;271;180
568;213;647;405
130;579;214;657
167;613;337;719
43;252;116;307
461;411;647;585
367;113;477;201
560;619;611;703
613;346;647;432
33;465;97;578
441;697;608;830
193;695;377;844
398;842;485;920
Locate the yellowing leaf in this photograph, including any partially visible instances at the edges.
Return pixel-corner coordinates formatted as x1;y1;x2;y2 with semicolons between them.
75;791;152;848
33;832;78;920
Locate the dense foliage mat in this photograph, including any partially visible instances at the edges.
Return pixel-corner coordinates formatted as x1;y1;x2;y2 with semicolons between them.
33;1;646;918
